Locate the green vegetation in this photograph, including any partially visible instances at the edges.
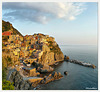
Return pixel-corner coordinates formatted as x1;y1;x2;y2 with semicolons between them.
2;57;14;90
2;56;13;68
2;80;14;90
50;46;61;54
48;41;61;54
2;20;23;43
2;43;5;47
2;20;11;32
2;66;7;80
13;27;23;36
6;56;13;67
2;20;23;36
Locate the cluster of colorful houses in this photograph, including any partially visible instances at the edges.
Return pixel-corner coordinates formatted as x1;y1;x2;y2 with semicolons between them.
2;31;56;77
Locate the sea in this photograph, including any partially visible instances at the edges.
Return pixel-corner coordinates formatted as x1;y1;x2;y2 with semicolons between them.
40;45;98;90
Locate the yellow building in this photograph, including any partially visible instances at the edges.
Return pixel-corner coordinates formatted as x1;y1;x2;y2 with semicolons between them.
7;45;11;49
23;67;40;77
24;58;37;64
24;51;29;57
19;50;24;58
13;48;20;56
30;68;38;76
19;36;23;41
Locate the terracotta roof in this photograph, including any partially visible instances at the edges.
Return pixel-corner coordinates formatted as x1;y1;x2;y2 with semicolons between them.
30;48;34;50
2;31;12;36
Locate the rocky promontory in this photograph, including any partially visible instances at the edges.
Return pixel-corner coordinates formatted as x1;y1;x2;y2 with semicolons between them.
40;71;63;84
9;71;34;90
9;70;63;90
36;33;64;65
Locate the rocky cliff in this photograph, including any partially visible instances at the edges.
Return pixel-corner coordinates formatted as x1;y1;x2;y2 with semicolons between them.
9;71;34;90
40;71;63;84
37;34;64;65
9;70;63;89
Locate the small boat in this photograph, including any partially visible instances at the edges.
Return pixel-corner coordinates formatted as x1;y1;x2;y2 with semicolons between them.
54;62;59;65
26;62;31;66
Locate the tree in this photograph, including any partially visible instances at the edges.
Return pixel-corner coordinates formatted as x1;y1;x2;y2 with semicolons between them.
2;68;7;80
2;80;14;90
2;57;14;90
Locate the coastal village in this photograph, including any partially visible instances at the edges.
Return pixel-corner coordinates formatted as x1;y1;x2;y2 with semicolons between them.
2;30;64;75
2;20;96;90
2;20;65;89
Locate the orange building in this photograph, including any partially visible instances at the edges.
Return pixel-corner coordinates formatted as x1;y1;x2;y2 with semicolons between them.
2;31;12;36
19;50;24;57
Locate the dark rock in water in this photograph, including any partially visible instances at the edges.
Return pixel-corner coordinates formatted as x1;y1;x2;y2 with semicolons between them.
64;55;69;61
64;71;68;75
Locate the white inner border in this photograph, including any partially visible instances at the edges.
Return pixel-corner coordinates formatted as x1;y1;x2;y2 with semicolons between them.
0;0;99;92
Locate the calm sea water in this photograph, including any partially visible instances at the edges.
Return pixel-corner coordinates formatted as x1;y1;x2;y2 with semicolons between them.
40;45;98;90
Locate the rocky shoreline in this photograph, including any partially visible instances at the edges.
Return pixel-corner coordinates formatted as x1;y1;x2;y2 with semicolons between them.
7;55;96;90
7;54;96;90
8;70;63;90
9;71;34;90
40;71;63;84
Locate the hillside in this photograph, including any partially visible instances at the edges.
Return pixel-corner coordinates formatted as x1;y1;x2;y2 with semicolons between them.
2;20;64;65
2;21;64;89
2;20;23;36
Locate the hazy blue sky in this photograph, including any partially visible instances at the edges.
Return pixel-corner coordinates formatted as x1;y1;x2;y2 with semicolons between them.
2;2;98;45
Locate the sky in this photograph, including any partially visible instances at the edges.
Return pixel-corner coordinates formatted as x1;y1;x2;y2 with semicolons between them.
2;2;98;45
